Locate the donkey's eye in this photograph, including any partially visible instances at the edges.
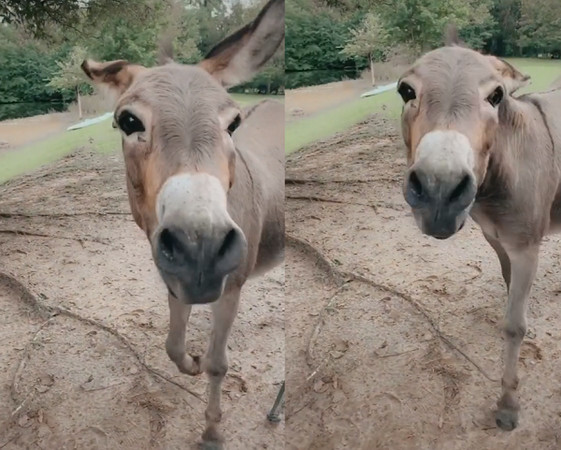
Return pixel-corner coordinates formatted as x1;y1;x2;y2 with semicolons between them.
227;114;241;136
487;87;504;107
398;82;416;103
117;111;145;136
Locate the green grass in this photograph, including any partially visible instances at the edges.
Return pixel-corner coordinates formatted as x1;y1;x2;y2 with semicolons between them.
0;93;281;184
285;58;561;154
231;93;284;106
286;89;401;154
509;58;561;93
0;118;119;184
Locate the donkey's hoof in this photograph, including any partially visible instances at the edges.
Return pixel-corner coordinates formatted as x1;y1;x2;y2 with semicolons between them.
199;442;223;450
201;425;224;449
177;354;202;376
495;408;518;431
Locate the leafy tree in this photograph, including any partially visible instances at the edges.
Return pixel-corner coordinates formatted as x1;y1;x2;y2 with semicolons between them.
0;0;283;118
488;0;521;56
0;28;69;104
0;0;154;39
377;0;494;51
48;46;90;118
518;0;561;57
286;0;360;71
341;13;389;85
457;0;495;50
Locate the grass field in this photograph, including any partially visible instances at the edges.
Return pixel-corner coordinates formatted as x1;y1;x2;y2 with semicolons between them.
285;58;561;154
0;93;282;184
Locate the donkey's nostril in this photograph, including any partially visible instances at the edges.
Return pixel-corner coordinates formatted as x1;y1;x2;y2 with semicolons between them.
449;174;472;204
218;229;237;257
160;228;180;262
215;228;245;275
409;171;423;197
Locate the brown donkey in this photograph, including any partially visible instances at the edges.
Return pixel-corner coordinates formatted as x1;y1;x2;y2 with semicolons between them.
82;0;284;446
399;36;561;430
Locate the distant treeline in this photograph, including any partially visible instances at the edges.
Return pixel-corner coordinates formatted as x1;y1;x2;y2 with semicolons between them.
286;0;561;72
0;0;284;106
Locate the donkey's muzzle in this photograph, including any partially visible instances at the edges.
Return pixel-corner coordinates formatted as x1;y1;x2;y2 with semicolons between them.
404;168;476;239
154;225;247;304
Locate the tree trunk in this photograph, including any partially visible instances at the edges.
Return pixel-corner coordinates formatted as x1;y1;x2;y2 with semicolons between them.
76;86;82;120
369;53;375;86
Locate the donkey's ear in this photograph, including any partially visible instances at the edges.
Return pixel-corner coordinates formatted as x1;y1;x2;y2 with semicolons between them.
81;59;146;96
198;0;284;88
487;56;531;94
444;24;467;48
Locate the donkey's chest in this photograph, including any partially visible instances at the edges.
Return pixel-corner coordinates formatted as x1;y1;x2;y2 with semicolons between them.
547;186;561;232
251;216;284;278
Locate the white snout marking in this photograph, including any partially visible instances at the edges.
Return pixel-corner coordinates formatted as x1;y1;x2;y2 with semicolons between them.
156;173;231;234
415;130;475;173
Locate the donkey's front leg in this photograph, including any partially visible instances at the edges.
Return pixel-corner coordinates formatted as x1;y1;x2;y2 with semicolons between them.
484;233;511;292
201;287;241;448
495;244;539;431
165;292;202;375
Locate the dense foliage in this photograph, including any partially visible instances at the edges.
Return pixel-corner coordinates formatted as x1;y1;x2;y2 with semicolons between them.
0;0;284;107
286;0;561;72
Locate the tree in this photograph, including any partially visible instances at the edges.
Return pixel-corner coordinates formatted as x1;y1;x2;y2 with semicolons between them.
378;0;494;51
0;0;154;39
285;0;359;71
341;13;389;85
488;0;521;56
518;0;561;57
48;46;89;118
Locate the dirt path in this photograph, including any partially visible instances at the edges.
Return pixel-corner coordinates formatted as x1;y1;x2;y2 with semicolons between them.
0;150;284;449
0;113;75;151
285;79;370;121
286;115;561;449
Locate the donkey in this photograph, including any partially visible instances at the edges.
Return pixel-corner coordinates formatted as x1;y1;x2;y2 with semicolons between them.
398;35;561;430
81;0;284;446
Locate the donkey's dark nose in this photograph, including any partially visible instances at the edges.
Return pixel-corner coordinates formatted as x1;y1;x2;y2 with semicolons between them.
405;169;476;212
157;226;245;277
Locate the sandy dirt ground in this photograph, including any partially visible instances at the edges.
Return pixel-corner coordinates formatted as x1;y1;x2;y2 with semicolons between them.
0;113;74;150
0;149;284;449
285;79;370;121
285;115;561;449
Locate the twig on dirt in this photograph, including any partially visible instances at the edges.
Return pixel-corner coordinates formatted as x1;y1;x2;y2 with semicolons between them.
305;357;329;383
374;347;420;359
0;435;19;449
286;195;378;213
285;235;344;286
290;398;314;417
286;194;406;213
376;391;403;404
80;381;127;392
56;307;205;402
227;373;248;393
0;272;205;407
341;271;497;382
0;229;110;245
285;177;400;185
287;194;408;219
306;284;348;366
0;211;130;219
286;234;498;382
11;317;56;415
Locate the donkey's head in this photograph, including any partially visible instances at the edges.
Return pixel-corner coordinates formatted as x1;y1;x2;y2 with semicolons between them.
82;0;284;304
398;34;530;239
